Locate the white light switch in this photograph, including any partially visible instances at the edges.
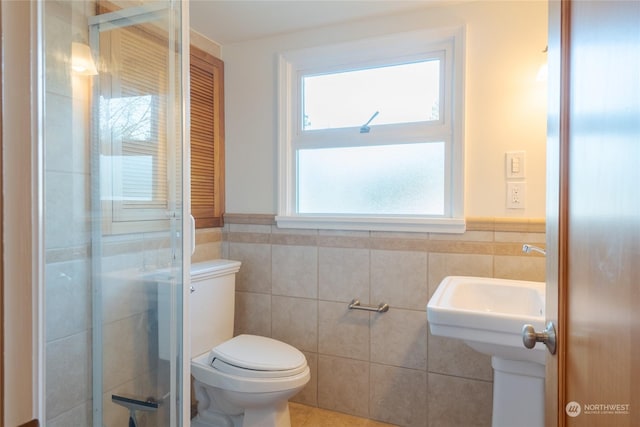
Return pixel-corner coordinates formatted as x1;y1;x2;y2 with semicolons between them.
512;157;520;173
506;151;526;179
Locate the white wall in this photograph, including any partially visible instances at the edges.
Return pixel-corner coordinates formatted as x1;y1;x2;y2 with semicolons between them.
222;1;548;219
191;29;222;58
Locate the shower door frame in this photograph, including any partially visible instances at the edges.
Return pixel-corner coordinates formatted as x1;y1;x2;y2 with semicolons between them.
33;0;192;425
87;2;192;425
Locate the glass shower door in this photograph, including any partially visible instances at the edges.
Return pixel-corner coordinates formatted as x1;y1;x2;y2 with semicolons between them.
42;1;186;426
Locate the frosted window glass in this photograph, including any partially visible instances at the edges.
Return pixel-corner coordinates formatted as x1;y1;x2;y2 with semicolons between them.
298;142;445;215
302;60;440;131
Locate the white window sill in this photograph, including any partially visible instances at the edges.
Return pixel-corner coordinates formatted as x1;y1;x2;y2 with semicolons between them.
275;215;466;234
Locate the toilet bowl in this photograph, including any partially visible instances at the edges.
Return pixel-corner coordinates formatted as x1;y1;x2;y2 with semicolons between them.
191;336;310;427
189;260;310;427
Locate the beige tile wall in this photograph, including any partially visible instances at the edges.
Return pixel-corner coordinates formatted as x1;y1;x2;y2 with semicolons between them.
44;211;541;427
193;227;224;262
221;214;546;427
43;3;94;424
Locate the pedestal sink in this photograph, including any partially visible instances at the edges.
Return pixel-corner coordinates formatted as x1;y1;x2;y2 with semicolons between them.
427;276;546;427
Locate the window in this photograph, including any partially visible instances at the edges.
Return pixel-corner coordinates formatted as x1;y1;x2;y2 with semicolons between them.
277;27;466;233
302;60;441;131
100;94;159;204
98;24;173;234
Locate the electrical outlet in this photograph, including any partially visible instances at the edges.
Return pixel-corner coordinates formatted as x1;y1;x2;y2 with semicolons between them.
507;182;526;209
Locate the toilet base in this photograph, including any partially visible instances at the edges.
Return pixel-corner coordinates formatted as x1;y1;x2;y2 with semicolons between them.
191;416;232;427
191;409;238;427
243;401;290;427
191;402;291;427
491;356;545;427
193;379;295;427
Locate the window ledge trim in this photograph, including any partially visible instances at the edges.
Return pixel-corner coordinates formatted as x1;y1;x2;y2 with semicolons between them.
275;215;466;234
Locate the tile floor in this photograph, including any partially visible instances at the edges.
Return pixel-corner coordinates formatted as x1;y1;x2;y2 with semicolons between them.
290;402;398;427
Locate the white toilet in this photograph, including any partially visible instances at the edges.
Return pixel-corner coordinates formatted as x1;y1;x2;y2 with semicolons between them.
189;260;310;427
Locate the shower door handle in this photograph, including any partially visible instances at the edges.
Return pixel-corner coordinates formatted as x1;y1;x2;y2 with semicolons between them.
190;214;196;255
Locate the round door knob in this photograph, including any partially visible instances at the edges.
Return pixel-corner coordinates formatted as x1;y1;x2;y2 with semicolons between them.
521;322;557;355
522;324;539;349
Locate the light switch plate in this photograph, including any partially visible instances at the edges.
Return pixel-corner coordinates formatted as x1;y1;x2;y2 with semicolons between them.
506;151;526;179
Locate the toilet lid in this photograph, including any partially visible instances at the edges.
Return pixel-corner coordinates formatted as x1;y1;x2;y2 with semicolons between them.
209;334;307;373
211;357;308;379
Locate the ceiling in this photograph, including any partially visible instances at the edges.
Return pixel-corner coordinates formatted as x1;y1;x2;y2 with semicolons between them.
189;1;440;45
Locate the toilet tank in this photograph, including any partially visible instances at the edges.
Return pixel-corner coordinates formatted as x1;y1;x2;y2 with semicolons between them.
190;259;241;358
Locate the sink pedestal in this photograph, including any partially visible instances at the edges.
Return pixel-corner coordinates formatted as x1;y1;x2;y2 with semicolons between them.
491;357;545;427
427;276;547;427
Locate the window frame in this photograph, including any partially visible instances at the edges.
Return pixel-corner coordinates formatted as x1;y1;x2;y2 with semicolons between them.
276;27;466;233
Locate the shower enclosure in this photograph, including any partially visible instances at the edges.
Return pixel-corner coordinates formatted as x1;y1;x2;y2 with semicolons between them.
42;1;188;425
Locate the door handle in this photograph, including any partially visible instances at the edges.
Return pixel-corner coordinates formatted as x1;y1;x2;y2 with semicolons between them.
190;214;196;255
522;321;557;355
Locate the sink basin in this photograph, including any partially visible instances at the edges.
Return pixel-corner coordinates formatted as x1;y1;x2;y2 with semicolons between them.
427;276;546;364
428;276;547;427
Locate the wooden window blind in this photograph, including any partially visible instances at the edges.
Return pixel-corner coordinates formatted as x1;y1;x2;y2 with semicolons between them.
190;46;224;228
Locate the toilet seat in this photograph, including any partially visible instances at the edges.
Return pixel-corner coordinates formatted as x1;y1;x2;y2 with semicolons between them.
191;352;310;394
209;334;307;375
